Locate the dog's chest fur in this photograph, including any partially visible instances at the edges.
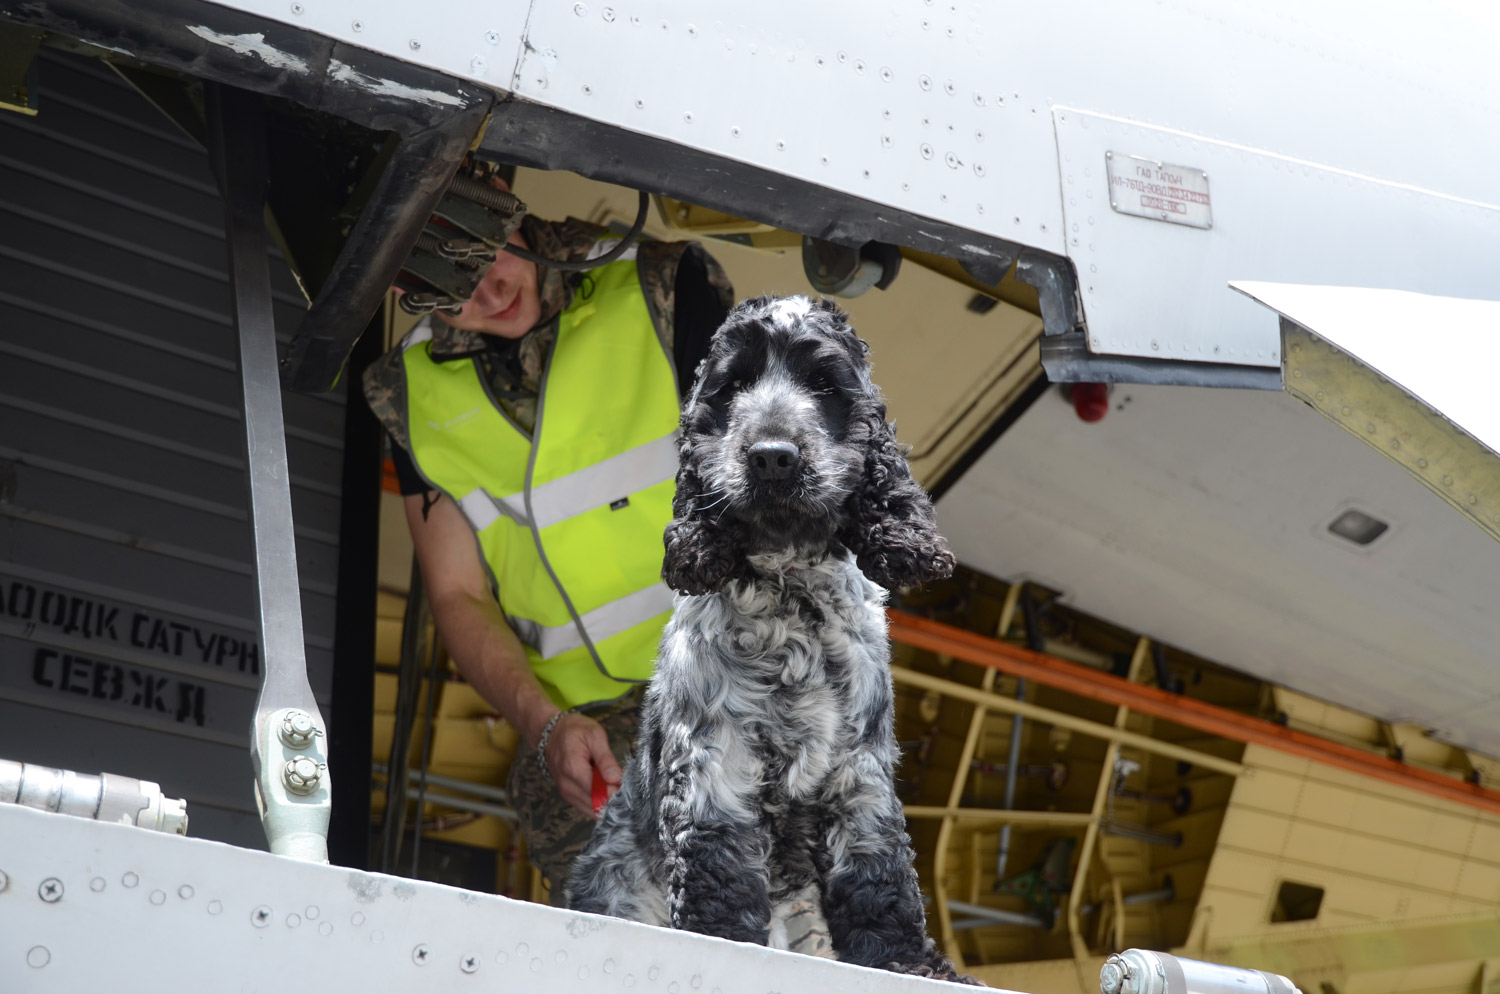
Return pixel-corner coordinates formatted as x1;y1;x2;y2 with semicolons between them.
658;551;890;802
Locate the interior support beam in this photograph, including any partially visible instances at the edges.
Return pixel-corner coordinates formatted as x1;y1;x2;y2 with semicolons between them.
889;609;1500;816
888;667;1244;778
930;583;1021;967
1066;637;1149;962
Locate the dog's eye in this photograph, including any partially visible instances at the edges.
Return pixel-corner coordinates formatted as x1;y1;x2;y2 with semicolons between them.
810;374;836;395
732;378;742;390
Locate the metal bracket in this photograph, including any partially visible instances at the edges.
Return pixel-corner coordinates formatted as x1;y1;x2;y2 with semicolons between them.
206;84;329;862
1040;332;1281;389
1015;249;1084;338
801;237;902;298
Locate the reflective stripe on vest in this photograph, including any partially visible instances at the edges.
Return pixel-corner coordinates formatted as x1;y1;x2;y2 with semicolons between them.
400;250;679;709
453;431;679;533
506;580;676;659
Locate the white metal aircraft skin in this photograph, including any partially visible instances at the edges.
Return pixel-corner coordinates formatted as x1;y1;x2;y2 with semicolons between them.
0;802;1005;992
191;0;1500;364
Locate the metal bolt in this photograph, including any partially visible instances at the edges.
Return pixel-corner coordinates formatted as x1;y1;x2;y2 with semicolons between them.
920;144;933;159
413;944;432;965
485;30;499;44
944;79;956;95
253;906;272;927
880;66;892;82
283;757;322;794
351;19;363;31
461;954;481;974
974;162;986;177
38;878;63;903
945;151;959;168
1101;958;1126;994
279;710;317;749
409;38;422;50
602;7;614;21
290;2;303;13
573;2;587;15
918;74;932;90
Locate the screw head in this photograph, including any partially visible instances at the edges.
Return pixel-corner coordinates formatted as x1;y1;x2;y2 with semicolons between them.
253;906;272;927
485;30;499;44
413;944;431;965
38;877;63;903
1100;958;1127;994
470;55;487;74
279;710;317;748
289;2;303;13
409;38;422;50
283;757;322;794
461;954;480;974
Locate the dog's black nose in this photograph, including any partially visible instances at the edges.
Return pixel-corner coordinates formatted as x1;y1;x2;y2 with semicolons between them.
747;440;802;482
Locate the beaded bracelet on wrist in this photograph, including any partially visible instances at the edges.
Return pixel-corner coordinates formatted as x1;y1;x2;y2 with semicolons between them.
535;708;575;778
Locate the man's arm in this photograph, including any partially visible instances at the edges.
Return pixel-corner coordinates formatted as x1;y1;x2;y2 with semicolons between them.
404;492;621;816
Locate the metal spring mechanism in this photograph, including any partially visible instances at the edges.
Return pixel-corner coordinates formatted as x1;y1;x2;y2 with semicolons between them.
446;173;525;215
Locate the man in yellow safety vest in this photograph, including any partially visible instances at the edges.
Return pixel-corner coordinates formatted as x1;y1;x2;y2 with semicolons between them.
363;192;732;899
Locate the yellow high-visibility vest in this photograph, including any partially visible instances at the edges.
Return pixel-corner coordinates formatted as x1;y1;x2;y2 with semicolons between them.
401;253;679;708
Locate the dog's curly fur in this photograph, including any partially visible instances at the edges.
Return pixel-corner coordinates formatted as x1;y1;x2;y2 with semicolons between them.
568;296;970;982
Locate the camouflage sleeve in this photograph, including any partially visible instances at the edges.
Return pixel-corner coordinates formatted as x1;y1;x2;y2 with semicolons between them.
361;342;412;456
636;240;735;353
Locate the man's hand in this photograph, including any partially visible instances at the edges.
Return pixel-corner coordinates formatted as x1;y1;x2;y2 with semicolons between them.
541;711;622;818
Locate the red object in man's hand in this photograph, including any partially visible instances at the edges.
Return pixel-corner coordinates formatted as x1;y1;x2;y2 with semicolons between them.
592;765;610;816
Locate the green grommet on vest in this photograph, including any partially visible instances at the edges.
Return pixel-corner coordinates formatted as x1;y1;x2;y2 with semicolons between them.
401;253;679;708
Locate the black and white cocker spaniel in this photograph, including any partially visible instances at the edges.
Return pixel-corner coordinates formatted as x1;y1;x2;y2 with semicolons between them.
568;296;972;983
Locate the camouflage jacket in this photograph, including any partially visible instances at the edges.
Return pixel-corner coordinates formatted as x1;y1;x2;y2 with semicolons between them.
363;215;733;450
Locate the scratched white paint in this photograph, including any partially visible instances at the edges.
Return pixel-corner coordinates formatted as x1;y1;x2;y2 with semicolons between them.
186;25;310;73
327;59;466;107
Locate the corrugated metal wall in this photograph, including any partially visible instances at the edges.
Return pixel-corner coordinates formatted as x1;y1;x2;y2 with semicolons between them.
0;51;342;848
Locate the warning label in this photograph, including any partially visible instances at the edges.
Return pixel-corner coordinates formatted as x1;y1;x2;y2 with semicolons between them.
1106;153;1212;229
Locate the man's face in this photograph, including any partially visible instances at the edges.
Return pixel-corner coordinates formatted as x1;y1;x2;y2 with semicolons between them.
434;228;542;339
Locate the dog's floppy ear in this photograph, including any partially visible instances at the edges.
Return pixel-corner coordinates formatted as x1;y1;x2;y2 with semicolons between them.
662;418;745;596
839;399;957;591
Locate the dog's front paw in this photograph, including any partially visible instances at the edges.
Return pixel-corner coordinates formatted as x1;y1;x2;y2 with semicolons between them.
885;960;987;986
